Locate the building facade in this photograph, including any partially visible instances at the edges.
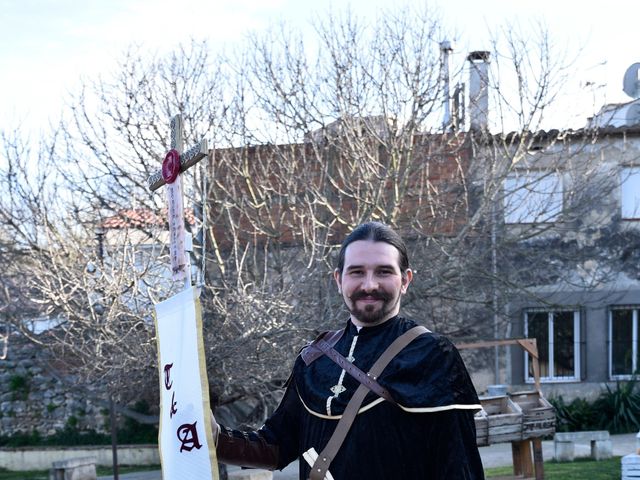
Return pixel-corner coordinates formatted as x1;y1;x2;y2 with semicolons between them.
500;127;640;399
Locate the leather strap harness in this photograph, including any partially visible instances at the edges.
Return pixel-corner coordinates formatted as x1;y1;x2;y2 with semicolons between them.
315;338;397;405
308;325;428;480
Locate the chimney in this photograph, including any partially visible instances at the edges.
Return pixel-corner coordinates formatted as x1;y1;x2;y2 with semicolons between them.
452;82;465;131
467;51;491;131
440;41;453;131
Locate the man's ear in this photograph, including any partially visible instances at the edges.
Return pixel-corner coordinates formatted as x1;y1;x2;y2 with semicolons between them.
334;269;342;293
401;268;413;294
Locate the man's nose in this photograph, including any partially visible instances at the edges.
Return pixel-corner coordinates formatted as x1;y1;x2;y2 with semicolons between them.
361;273;378;291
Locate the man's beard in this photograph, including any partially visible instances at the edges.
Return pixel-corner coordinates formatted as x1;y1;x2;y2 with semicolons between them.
347;289;399;324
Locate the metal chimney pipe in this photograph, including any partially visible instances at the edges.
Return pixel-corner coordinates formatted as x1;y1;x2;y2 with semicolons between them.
440;41;453;131
468;51;491;131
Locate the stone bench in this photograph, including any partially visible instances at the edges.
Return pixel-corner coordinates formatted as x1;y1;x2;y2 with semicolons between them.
554;431;612;461
48;456;97;480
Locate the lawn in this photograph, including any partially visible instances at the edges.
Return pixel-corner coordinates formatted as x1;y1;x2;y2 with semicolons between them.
0;458;622;479
485;456;621;479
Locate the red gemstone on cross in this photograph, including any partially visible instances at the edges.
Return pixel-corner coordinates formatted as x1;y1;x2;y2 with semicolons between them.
162;149;181;184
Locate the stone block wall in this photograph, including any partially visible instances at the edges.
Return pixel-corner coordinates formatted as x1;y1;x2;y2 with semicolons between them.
0;334;107;437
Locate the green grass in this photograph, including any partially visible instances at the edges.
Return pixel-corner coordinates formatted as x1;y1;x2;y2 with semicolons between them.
0;469;46;480
0;465;161;480
485;456;621;479
0;458;621;479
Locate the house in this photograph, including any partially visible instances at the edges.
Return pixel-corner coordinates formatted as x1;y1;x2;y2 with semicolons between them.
500;114;640;400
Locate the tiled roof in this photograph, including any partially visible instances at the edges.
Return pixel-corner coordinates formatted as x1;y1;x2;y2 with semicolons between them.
515;125;640;140
101;209;196;229
468;124;640;147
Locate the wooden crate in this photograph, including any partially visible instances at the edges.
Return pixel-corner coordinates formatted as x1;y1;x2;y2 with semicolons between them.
509;390;556;439
474;409;489;447
480;395;523;444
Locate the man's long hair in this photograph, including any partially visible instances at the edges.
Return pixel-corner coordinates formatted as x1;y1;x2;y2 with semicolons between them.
336;222;410;275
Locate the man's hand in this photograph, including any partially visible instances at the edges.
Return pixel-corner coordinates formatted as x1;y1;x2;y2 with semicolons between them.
210;410;220;446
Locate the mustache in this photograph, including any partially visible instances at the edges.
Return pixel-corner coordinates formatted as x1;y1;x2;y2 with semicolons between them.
349;290;392;302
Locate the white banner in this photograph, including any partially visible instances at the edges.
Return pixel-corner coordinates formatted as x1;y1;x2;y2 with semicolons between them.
154;286;218;480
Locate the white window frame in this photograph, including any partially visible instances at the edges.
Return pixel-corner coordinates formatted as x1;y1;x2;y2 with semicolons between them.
609;307;639;380
504;171;563;224
621;167;640;220
524;310;581;383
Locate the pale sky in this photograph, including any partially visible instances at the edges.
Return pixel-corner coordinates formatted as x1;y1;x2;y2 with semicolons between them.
1;0;638;134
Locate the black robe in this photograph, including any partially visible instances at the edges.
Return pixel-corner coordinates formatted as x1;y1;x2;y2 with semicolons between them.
257;316;485;479
250;317;484;480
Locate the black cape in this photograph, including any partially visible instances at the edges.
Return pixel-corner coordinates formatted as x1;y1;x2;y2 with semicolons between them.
259;316;485;479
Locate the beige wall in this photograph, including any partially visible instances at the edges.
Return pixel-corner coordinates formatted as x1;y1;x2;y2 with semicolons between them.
0;444;159;471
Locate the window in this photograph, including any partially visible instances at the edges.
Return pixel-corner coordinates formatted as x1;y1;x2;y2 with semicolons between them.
621;167;640;219
524;310;580;382
504;172;563;224
609;307;640;379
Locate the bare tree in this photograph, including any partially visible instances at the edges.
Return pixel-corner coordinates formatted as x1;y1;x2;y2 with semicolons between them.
0;6;624;426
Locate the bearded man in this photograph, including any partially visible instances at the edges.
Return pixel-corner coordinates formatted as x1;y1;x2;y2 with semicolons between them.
212;222;485;479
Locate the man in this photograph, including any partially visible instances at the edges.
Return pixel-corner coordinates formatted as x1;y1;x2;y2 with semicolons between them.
213;222;485;479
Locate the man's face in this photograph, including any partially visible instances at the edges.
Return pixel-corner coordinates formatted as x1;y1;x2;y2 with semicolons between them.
334;240;412;327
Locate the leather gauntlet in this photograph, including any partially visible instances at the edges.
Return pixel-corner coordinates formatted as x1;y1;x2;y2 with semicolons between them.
216;426;279;470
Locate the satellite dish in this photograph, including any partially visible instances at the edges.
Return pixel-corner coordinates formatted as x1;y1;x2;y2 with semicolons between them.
623;63;640;98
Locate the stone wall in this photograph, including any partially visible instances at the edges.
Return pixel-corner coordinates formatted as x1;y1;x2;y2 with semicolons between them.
0;333;107;437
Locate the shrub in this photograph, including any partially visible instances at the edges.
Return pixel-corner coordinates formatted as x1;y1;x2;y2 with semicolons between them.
594;380;640;434
0;430;41;447
47;426;111;446
8;375;29;401
119;400;158;444
0;400;158;446
549;396;599;432
66;416;78;429
550;379;640;434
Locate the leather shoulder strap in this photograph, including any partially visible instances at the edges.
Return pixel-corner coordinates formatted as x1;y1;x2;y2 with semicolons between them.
308;325;428;480
369;325;429;378
300;329;344;366
316;339;397;405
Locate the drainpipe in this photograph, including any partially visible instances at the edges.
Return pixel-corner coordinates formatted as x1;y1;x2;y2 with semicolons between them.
492;196;500;385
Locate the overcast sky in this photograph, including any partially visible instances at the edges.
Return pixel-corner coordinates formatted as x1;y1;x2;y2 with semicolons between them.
1;0;638;134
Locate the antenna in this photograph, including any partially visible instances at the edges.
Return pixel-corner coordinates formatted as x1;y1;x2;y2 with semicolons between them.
623;63;640;98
